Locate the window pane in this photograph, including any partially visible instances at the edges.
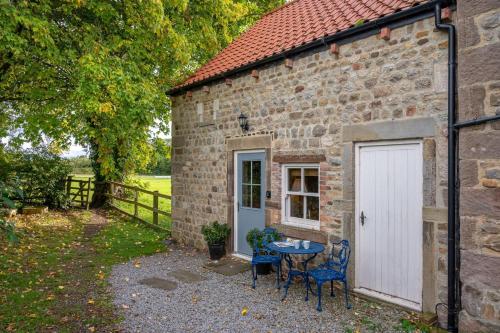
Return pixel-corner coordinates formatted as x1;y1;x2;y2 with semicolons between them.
242;161;251;183
304;168;319;193
252;161;261;185
242;184;251;207
288;168;301;192
289;195;304;218
252;185;261;208
306;196;319;220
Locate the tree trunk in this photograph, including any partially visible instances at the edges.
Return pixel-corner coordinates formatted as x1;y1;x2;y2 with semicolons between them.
90;181;109;208
88;135;125;208
89;141;110;208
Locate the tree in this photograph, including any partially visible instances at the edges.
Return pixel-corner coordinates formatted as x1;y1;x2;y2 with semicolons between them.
141;138;171;175
67;155;93;175
0;0;284;206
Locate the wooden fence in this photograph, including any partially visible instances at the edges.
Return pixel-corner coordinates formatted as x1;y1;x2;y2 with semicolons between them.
107;181;171;232
66;176;93;209
64;178;171;233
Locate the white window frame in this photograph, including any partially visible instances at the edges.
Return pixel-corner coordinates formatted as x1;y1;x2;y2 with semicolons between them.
281;164;320;230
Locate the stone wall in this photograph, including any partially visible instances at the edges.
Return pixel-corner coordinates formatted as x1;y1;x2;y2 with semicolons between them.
171;17;450;317
456;1;500;332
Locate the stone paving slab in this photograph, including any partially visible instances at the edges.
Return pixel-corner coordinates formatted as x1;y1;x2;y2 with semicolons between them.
204;257;251;276
139;277;178;291
168;269;206;283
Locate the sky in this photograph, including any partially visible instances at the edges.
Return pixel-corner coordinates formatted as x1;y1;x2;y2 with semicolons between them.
2;122;171;158
62;144;87;157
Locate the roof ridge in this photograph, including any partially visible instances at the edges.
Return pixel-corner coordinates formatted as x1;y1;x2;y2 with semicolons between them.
173;0;431;92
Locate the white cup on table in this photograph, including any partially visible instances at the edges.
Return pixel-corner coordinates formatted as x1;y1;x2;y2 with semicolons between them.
303;240;310;249
293;239;301;249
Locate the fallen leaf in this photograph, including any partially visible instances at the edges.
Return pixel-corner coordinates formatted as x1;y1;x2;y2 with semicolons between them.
96;270;105;280
241;307;248;316
87;299;95;304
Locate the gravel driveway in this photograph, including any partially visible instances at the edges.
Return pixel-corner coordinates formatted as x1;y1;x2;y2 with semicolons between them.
109;246;411;333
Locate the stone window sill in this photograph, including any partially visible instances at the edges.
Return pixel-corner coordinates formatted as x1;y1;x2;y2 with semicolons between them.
272;223;327;244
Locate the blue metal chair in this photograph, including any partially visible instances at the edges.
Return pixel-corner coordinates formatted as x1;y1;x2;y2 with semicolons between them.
308;240;352;311
251;227;282;289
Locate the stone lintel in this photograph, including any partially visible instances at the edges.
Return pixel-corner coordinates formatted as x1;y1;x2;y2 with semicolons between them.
273;224;328;244
342;117;436;142
272;154;326;163
226;134;272;151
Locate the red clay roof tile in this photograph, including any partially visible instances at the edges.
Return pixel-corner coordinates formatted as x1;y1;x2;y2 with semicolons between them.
176;0;428;89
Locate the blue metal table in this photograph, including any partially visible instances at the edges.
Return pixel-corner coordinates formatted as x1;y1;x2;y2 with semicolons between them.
266;241;325;301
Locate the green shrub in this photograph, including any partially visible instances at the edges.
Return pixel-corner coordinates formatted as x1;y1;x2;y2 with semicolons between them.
201;221;230;245
0;147;72;209
246;228;280;250
0;177;22;244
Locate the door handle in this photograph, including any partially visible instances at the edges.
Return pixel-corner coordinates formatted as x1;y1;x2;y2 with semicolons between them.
360;211;366;226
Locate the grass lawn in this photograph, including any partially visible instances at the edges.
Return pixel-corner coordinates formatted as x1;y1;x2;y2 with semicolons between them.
0;210;167;332
71;175;172;231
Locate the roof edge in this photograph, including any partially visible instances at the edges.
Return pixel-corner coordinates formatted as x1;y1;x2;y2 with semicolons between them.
167;0;447;96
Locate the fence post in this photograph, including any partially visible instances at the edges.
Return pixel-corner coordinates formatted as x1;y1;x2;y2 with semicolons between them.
134;188;138;222
109;182;114;206
66;176;72;197
153;191;159;225
79;181;84;208
85;178;91;210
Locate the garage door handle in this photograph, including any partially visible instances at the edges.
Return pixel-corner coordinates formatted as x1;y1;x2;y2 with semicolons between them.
360;211;366;226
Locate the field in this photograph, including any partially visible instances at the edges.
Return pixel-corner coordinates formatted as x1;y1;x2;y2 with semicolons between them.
71;175;172;231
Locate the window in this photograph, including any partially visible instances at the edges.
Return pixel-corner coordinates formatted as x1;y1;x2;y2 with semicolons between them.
282;165;320;229
241;160;261;209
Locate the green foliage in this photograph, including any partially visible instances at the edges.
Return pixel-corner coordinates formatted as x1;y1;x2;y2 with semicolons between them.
201;221;230;245
0;0;285;183
0;219;18;245
1;147;72;209
354;18;365;26
67;156;93;175
0;166;22;245
246;228;280;250
141;138;171;175
395;318;436;333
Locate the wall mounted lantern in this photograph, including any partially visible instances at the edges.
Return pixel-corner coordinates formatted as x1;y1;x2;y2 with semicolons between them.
238;112;249;132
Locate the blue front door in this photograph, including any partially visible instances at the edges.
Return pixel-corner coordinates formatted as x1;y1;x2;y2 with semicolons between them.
237;152;266;256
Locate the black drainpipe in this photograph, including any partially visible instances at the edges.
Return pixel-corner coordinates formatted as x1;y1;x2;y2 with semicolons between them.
435;3;500;332
434;3;458;332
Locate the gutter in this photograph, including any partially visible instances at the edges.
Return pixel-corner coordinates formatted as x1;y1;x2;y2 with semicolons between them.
168;0;442;96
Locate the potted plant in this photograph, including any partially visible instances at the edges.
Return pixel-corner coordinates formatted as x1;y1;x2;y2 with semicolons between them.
246;228;281;275
201;221;231;260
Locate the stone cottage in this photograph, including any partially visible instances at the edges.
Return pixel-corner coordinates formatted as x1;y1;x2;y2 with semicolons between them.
168;0;500;331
